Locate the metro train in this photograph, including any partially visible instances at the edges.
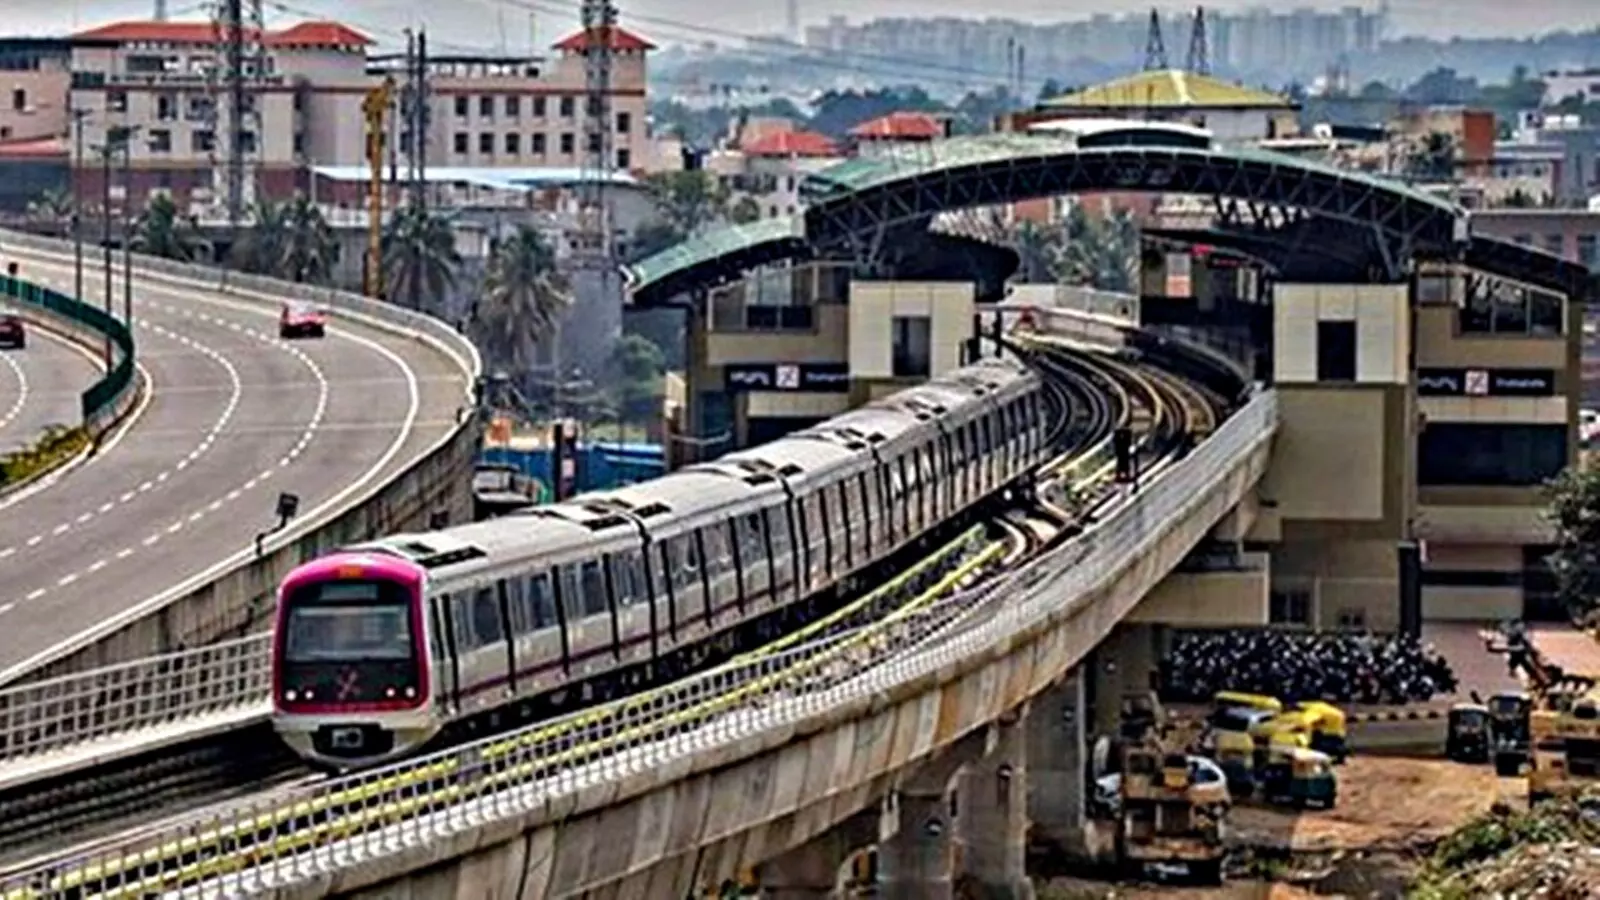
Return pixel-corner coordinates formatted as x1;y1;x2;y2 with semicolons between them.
271;356;1054;769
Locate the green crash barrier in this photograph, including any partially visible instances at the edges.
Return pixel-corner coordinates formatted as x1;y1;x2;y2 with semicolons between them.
0;272;136;426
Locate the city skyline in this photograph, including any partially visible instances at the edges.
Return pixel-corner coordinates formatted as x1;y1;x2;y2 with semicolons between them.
2;0;1596;49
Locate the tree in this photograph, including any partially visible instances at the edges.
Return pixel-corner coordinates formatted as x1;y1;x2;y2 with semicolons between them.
1407;130;1457;180
381;205;461;316
130;194;204;261
234;199;289;275
728;195;763;225
474;225;570;378
1544;466;1600;623
608;333;665;435
1010;220;1060;284
644;170;729;239
26;187;73;236
279;195;337;284
1056;205;1139;293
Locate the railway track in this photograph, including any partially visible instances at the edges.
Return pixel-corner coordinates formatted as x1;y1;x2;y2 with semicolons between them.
0;340;1223;896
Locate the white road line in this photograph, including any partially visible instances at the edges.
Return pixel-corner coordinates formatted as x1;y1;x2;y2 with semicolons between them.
0;349;28;431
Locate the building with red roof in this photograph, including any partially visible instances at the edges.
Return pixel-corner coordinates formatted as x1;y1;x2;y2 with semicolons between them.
848;111;950;143
703;118;843;222
16;17;656;215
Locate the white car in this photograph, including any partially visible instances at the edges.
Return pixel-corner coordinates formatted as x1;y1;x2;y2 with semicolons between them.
1092;754;1228;817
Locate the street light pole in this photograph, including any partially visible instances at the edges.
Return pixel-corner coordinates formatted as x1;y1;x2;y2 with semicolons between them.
100;138;113;372
122;140;133;332
70;108;89;304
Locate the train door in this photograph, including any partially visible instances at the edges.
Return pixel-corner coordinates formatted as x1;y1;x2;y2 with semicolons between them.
428;595;460;711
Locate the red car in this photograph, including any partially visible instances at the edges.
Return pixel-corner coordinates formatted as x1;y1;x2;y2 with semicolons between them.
0;314;24;349
279;301;327;339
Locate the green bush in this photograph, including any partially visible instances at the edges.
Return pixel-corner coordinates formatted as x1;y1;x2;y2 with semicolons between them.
0;424;89;487
1409;794;1600;897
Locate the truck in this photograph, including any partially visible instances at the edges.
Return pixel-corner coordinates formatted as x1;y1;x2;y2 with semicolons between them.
1526;682;1600;806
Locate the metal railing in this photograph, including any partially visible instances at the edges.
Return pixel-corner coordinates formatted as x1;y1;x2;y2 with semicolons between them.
0;274;136;429
0;635;271;762
0;391;1276;898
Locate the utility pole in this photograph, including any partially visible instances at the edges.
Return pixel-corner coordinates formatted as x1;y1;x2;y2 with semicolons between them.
122;138;134;332
415;29;428;210
577;0;617;373
208;0;265;251
99;133;114;371
362;79;394;299
70;107;89;305
1143;8;1168;71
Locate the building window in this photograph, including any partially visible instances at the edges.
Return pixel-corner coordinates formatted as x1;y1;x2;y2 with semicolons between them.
1579;234;1599;269
191;130;214;153
1316;320;1356;381
533;96;546;117
1269;587;1311;626
505;95;520;117
478;95;493;118
147;129;171;153
616;147;630;169
616;111;631;134
1543;233;1565;257
505;132;520;155
586;132;601;154
107;90;127;113
155;92;176;121
891;315;932;378
1415;272;1454;305
1459;278;1564;336
240;131;257;154
10;88;24;111
478;132;493;154
1418;423;1568;487
559;132;574;155
292;132;305;155
532;132;546;154
454;95;468;117
1512;233;1532;246
453;132;468;154
559;96;574;118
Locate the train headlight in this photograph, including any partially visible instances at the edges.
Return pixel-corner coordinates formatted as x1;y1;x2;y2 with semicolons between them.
285;689;297;702
385;687;397;698
404;686;416;698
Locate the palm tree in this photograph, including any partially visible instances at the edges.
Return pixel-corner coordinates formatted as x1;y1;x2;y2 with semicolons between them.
1010;220;1061;283
644;170;729;238
381;205;461;315
279;196;337;284
1057;205;1139;294
26;188;74;236
473;225;570;377
234;199;288;274
130;194;203;261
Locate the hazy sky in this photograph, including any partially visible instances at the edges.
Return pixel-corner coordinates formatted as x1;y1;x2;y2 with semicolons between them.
5;0;1597;48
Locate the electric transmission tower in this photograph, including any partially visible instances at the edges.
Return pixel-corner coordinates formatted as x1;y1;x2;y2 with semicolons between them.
579;0;617;269
1142;8;1168;71
1186;7;1210;75
206;0;266;245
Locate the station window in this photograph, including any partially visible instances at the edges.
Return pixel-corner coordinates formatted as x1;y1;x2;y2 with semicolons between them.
1458;278;1563;336
1418;423;1568;487
1315;320;1356;382
891;315;932;378
1578;234;1599;269
1269;588;1311;626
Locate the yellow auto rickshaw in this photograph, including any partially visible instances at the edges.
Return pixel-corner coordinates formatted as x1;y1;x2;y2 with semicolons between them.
1250;712;1313;770
1259;746;1338;809
1293;701;1349;762
1213;691;1283;717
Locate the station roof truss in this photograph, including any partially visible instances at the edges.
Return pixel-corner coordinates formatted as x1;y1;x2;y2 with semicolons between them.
799;135;1464;277
624;132;1595;306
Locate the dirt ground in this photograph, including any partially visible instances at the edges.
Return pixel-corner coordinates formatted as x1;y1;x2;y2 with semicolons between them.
1035;755;1517;899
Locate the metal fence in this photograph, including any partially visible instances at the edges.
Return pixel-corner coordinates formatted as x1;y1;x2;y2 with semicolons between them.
0;273;136;428
0;634;270;761
0;391;1277;898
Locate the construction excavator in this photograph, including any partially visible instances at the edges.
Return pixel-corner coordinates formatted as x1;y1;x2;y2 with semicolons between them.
1480;620;1600;798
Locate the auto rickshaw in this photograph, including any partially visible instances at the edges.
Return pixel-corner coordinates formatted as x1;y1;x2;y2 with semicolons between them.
1249;714;1313;771
1212;728;1258;796
1446;702;1491;763
1212;691;1283;718
1259;746;1338;809
1293;701;1349;763
1488;691;1532;776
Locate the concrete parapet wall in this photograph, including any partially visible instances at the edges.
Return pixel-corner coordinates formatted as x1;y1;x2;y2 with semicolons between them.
0;228;482;686
269;427;1273;899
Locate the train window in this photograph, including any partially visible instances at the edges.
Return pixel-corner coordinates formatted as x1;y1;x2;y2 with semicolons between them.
559;565;583;620
673;536;698;589
744;513;765;557
450;595;476;649
505;578;528;634
526;572;556;628
471;587;502;645
579;560;607;616
766;508;789;555
610;553;639;607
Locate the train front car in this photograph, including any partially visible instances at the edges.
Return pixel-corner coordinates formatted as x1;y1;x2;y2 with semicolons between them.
270;552;435;770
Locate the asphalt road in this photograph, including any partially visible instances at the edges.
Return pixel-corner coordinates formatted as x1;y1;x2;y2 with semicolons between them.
0;319;102;453
0;252;468;676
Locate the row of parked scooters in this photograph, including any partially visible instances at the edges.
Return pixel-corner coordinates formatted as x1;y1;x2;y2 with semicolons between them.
1191;691;1346;809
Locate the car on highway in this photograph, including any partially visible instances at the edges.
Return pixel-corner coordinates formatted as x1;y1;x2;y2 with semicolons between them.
279;301;327;339
0;313;25;349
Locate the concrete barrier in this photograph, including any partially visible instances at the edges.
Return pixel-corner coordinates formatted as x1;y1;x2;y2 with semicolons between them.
0;229;482;687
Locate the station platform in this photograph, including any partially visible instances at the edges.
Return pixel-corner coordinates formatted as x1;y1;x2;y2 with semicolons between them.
0;702;268;792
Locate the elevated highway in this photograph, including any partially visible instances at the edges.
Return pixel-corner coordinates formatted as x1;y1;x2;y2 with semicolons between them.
0;320;99;452
0;229;480;686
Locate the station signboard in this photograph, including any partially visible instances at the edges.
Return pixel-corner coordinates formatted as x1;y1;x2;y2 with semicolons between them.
1415;367;1556;397
723;362;851;393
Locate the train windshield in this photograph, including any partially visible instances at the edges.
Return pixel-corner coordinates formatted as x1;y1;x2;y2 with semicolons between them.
283;579;413;662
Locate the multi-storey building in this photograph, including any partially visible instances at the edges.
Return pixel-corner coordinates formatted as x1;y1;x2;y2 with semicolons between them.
57;18;653;213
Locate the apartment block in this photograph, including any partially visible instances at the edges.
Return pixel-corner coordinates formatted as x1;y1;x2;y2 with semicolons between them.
52;19;652;213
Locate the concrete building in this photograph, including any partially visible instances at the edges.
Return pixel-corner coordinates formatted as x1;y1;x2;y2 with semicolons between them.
1496;112;1600;208
1027;70;1300;143
705;118;842;221
58;18;654;213
1541;68;1600;107
1471;208;1600;268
